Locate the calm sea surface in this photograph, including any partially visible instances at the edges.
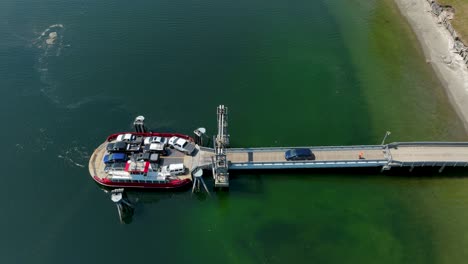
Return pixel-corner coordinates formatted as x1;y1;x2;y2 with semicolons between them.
1;0;468;263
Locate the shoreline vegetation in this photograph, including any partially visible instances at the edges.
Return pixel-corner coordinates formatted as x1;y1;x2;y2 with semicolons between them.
438;0;468;44
394;0;468;132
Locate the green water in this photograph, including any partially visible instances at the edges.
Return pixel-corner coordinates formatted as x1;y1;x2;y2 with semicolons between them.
1;0;468;263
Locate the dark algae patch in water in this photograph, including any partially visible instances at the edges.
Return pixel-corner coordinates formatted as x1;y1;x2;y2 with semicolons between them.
183;176;437;264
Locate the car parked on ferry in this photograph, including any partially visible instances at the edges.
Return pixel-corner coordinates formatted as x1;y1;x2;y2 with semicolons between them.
168;136;196;155
103;153;128;164
107;141;127;152
161;163;186;176
116;133;136;142
144;136;168;146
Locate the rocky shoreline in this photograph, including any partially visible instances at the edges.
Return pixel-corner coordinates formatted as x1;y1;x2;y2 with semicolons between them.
394;0;468;131
427;0;468;66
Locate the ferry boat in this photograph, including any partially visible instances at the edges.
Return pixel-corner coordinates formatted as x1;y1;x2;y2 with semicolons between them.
89;130;197;189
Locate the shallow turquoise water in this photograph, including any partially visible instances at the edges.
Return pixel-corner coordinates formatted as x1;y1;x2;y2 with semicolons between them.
1;0;468;263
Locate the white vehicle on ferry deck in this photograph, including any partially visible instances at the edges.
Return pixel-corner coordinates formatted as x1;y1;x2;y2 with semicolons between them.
144;136;168;146
116;133;136;142
160;163;185;176
168;136;195;155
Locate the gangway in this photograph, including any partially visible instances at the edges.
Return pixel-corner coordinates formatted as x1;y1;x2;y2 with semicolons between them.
212;105;230;187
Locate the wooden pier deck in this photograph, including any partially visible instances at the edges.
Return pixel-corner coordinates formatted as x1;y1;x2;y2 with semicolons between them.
389;144;468;163
227;148;385;163
220;143;468;171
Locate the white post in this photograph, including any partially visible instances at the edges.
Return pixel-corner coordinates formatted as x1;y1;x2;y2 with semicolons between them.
381;131;391;145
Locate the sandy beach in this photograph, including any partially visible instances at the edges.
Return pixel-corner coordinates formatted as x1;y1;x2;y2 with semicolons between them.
394;0;468;131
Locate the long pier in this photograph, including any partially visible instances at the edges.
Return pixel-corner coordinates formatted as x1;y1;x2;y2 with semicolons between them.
227;145;387;169
225;143;468;170
204;105;468;188
88;105;468;191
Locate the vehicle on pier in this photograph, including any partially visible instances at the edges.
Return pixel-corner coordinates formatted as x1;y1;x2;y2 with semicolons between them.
285;148;315;161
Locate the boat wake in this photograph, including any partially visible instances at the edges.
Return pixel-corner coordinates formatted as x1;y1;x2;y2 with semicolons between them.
57;154;85;168
21;127;89;168
32;24;67;105
32;24;66;58
64;94;121;110
58;144;89;168
34;127;54;152
31;24;122;110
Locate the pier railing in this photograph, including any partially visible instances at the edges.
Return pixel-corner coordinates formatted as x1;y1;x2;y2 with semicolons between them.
391;161;468;166
228;145;384;153
229;159;388;169
388;142;468;147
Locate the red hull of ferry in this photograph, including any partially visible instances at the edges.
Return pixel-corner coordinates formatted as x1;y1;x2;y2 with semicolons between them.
106;132;194;142
93;176;192;189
